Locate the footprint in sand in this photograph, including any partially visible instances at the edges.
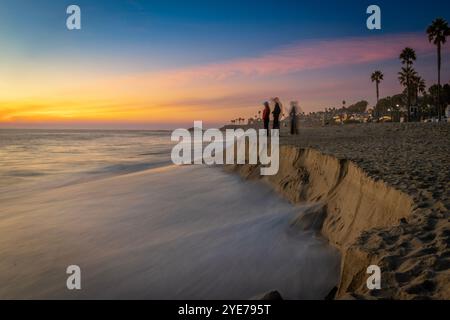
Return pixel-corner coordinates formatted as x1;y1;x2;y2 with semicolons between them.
405;280;436;295
434;258;450;271
417;232;436;243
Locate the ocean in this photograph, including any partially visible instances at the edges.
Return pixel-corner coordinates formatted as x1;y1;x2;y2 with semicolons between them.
0;129;173;191
0;129;339;299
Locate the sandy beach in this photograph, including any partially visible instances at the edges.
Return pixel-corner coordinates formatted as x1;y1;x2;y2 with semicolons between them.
229;122;450;299
1;124;448;300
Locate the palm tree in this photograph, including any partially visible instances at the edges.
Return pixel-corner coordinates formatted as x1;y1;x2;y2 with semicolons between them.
399;67;418;87
427;18;450;120
417;77;427;119
399;47;417;67
411;75;427;119
371;70;384;104
417;77;427;96
411;75;426;103
399;47;417;121
399;66;418;120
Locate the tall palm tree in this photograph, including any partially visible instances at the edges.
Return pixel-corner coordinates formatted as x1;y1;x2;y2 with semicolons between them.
399;47;417;121
399;47;417;67
371;70;384;104
399;66;418;120
427;18;450;120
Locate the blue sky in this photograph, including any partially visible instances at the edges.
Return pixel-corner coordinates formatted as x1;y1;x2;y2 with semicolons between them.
2;0;449;69
0;0;449;128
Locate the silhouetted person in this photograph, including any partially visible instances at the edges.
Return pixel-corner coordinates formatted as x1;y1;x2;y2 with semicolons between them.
272;98;282;130
262;101;271;136
289;101;299;135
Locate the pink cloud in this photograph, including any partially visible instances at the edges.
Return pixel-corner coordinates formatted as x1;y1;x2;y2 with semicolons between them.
161;33;438;83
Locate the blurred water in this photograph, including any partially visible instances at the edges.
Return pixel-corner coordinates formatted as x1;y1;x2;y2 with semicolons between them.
0;129;340;299
0;129;173;187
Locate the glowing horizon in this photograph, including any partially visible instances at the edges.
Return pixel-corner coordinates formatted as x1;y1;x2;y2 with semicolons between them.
1;1;449;129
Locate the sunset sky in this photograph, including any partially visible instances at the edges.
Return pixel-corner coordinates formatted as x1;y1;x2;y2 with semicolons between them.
1;0;449;129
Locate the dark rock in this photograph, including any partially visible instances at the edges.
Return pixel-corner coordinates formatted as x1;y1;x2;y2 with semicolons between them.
324;286;338;300
260;291;283;300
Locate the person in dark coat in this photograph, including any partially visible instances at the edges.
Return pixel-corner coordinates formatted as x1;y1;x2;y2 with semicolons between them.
289;101;299;135
272;97;282;130
262;101;271;136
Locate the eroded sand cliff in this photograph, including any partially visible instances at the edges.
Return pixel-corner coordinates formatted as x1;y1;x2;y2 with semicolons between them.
227;144;449;299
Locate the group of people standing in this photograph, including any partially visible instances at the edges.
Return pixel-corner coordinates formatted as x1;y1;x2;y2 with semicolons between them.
262;97;299;135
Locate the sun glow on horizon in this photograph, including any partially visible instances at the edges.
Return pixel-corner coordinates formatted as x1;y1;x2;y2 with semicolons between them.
1;32;448;128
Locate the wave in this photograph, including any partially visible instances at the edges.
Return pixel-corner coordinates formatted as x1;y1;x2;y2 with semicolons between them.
88;160;173;175
0;164;340;299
